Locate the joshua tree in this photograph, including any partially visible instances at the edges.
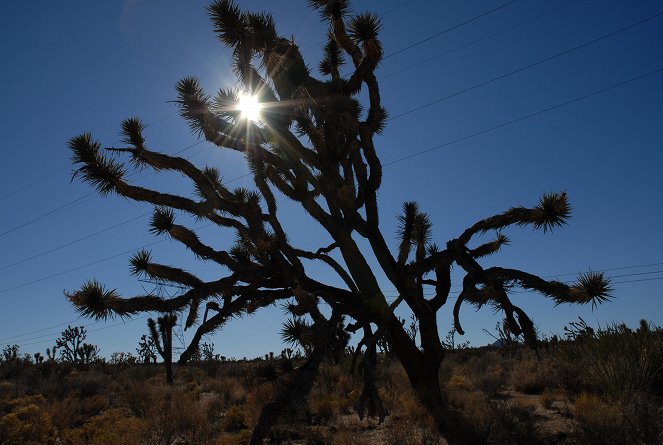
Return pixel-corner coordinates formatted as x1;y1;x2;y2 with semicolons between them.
148;314;177;384
53;325;99;364
136;333;158;364
65;1;611;442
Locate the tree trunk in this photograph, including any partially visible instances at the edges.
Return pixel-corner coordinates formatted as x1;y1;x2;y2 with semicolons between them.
249;350;324;445
164;326;174;385
386;316;482;445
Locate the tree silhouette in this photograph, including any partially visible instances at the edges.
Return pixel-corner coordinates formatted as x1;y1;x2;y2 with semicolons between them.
65;1;611;442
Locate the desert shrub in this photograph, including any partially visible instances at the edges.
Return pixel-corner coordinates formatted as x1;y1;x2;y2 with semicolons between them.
573;391;662;445
311;395;338;425
474;364;506;397
448;391;544;444
214;429;252;445
211;377;246;406
558;321;663;400
510;359;546;394
123;381;153;417
447;375;469;390
539;388;560;409
0;402;53;445
222;405;246;433
573;392;624;444
49;393;110;430
65;408;147;445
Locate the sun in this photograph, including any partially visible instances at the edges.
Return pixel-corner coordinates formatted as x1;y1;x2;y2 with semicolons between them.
238;92;262;122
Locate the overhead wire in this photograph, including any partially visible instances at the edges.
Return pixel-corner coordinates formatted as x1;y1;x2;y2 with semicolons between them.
4;316;149;348
386;9;663;121
383;66;663;166
383;0;519;60
379;0;582;81
2;4;661;345
0;2;604;240
0;116;194;240
0;111;177;203
1;66;660;295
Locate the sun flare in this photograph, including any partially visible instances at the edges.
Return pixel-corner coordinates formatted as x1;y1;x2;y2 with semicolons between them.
238;92;262;122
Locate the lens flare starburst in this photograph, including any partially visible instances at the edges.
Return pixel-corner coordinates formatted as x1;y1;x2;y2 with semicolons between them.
238;92;262;122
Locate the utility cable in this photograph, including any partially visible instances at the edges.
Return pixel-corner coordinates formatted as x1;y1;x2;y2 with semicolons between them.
379;0;581;81
383;0;519;60
0;213;150;272
383;66;663;166
387;9;663;121
0;140;205;240
0;111;177;203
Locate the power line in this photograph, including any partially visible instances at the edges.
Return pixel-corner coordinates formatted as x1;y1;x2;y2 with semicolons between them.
0;166;251;273
0;318;95;342
383;0;519;60
6;316;149;349
7;5;650;242
0;111;177;203
0;140;205;241
387;9;663;121
379;0;581;81
3;67;659;293
0;213;150;272
5;260;659;346
0;221;218;295
0;240;166;295
383;66;663;166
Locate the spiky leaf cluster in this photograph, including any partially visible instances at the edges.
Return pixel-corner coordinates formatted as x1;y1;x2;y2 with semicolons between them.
65;280;121;320
307;0;350;22
69;134;125;196
149;207;175;235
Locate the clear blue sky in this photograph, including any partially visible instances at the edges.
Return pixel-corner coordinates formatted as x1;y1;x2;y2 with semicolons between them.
1;0;661;359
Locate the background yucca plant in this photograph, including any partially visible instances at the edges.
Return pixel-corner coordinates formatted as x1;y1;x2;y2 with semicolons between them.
558;319;663;401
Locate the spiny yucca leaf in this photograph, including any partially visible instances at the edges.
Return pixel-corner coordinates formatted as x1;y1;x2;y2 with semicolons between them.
120;117;145;148
175;77;221;139
150;207;175;235
207;0;245;47
157;313;178;333
348;13;381;43
280;317;312;348
233;187;261;205
396;201;419;263
370;106;388;134
65;280;121;320
69;133;125;196
212;87;241;122
307;0;350;21
470;233;510;258
129;250;152;276
194;166;223;199
229;244;252;264
412;211;432;245
567;271;613;308
319;36;345;75
245;11;277;50
528;191;571;232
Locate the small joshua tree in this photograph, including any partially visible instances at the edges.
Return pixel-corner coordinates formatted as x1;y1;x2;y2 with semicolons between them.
1;344;19;362
136;334;158;364
148;314;177;384
65;1;612;443
53;325;99;364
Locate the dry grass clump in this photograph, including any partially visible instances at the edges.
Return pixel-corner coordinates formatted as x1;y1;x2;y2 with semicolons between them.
221;405;246;432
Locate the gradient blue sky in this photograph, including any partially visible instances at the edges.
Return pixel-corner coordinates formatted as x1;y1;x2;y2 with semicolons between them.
1;0;661;359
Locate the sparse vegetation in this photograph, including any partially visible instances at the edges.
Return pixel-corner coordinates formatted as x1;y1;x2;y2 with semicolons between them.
0;319;660;444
